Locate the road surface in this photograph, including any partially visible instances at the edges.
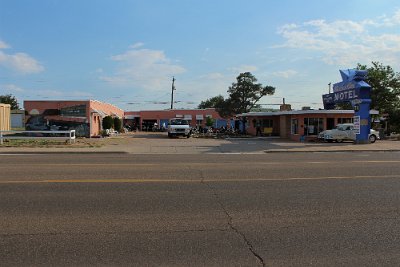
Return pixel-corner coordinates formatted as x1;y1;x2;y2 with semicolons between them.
1;152;400;266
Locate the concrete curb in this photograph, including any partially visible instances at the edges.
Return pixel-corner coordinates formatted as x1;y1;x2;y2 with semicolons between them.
0;151;128;154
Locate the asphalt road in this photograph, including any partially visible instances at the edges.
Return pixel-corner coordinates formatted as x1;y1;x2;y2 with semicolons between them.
1;152;400;266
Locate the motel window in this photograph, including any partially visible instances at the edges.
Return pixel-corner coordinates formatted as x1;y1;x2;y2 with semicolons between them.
338;117;353;124
60;104;86;117
196;120;203;126
303;118;324;135
291;119;298;134
262;119;273;128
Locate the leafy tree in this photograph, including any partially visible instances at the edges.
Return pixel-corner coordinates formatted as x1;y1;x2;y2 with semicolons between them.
113;117;122;132
0;94;19;110
226;72;275;115
357;62;400;113
198;72;275;133
357;62;400;133
102;116;114;130
198;95;225;109
217;72;276;133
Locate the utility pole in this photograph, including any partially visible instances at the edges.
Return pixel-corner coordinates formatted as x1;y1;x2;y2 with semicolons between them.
171;76;176;110
328;82;332;93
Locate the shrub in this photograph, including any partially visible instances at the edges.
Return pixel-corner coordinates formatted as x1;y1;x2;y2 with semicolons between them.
102;116;114;129
113;117;122;132
205;116;215;127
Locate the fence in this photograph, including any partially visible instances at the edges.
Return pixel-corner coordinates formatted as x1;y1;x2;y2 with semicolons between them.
0;130;76;145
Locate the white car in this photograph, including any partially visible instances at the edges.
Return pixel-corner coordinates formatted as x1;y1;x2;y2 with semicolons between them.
167;119;191;138
318;123;379;143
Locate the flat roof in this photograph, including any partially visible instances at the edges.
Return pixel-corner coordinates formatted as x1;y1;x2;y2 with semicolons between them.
239;109;379;117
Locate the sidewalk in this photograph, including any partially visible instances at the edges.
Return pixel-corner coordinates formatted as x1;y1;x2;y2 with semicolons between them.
0;132;399;154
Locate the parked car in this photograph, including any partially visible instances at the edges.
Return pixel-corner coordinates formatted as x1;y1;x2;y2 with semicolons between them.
25;123;49;131
318;123;379;143
167;119;191;138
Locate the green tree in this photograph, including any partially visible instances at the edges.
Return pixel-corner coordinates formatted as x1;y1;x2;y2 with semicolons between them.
198;72;276;133
102;116;114;130
357;62;400;132
357;62;400;113
222;72;275;133
113;117;122;132
0;94;19;110
198;95;225;109
226;72;275;115
198;95;233;118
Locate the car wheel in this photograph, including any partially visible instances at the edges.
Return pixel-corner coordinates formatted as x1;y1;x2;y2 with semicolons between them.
369;134;377;143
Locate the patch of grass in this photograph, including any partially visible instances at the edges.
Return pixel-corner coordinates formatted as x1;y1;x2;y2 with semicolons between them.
1;139;65;147
0;138;105;148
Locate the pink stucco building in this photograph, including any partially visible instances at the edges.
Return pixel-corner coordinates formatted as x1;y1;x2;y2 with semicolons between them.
239;110;356;141
24;100;124;137
124;108;224;131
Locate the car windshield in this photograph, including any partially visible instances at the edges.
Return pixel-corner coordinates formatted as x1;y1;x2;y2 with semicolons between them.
170;119;189;125
335;125;346;131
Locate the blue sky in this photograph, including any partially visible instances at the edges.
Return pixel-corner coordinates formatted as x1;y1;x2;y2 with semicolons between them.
1;0;400;111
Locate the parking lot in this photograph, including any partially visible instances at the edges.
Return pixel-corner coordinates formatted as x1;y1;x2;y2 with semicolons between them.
1;131;400;154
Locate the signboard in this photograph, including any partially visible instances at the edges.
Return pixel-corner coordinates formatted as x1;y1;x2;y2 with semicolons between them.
353;116;360;134
322;69;372;144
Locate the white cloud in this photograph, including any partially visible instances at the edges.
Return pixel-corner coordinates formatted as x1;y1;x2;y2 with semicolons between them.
272;70;298;79
34;89;94;98
376;10;400;27
228;65;258;73
100;44;186;90
130;42;145;49
276;9;400;67
2;84;25;92
0;42;44;74
0;40;10;49
202;72;225;80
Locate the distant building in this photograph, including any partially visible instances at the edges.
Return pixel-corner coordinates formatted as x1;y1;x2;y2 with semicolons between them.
11;110;25;129
124;108;224;131
24;100;124;137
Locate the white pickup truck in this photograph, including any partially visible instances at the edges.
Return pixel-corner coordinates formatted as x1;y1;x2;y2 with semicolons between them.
318;123;379;143
167;119;191;138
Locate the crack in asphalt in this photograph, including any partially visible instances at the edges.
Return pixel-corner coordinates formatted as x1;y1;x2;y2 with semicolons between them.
199;170;266;267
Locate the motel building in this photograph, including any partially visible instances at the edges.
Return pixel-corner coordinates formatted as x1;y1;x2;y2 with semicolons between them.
23;100;225;136
23;99;377;142
239;105;378;142
124;108;225;131
24;100;124;137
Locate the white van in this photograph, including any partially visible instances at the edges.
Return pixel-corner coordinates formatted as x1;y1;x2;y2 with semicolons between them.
167;119;191;138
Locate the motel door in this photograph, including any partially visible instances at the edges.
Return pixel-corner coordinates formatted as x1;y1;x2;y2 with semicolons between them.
327;118;335;130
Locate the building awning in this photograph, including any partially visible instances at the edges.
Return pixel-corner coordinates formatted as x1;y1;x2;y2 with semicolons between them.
238;110;355;117
91;108;107;118
239;109;379;117
125;115;141;119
